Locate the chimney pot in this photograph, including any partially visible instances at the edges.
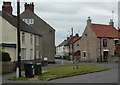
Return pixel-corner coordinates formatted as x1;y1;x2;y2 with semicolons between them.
24;2;34;12
67;37;69;40
87;16;92;26
76;33;79;37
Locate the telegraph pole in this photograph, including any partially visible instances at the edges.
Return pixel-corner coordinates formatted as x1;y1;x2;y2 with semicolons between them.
71;28;74;61
17;0;21;78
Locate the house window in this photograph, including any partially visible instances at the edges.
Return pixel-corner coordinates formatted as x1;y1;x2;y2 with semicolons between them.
36;36;39;45
30;19;34;24
77;44;79;46
22;32;25;44
103;39;107;47
30;49;33;59
36;51;39;59
21;48;26;59
115;40;119;45
30;34;33;44
114;39;119;45
83;51;86;57
23;19;34;24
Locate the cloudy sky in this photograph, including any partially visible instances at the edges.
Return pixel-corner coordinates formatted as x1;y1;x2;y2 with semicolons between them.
0;0;119;46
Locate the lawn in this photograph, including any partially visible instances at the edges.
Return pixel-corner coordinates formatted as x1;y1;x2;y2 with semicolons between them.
43;64;109;77
8;64;110;81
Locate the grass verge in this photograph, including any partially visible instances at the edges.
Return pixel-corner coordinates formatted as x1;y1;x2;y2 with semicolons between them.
8;64;110;81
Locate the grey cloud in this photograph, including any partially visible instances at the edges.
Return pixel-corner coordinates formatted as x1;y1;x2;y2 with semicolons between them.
0;1;118;46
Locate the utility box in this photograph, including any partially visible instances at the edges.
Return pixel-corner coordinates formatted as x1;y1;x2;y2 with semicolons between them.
34;63;42;76
24;62;34;78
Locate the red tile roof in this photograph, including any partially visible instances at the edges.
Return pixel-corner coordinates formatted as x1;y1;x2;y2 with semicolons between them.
91;24;119;38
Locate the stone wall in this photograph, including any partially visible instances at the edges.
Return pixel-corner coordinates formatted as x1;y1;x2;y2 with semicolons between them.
2;59;42;74
107;55;119;63
2;62;15;74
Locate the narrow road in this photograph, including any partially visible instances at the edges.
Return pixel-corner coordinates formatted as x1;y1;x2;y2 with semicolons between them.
48;60;118;83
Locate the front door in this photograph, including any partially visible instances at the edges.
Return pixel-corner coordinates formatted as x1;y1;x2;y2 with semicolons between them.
103;51;108;62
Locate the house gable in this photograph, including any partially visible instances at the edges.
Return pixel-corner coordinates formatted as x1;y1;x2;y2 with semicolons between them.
20;10;55;33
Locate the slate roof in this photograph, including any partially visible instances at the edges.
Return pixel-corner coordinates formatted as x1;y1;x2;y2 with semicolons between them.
57;39;69;47
0;11;42;36
66;36;81;45
20;9;55;32
91;24;119;38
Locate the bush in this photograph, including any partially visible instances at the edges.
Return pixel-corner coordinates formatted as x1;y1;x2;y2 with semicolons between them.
63;56;71;61
2;52;11;61
66;56;71;61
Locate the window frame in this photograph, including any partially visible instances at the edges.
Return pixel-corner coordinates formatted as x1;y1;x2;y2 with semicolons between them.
83;51;86;57
21;48;26;60
30;49;33;59
30;34;33;45
22;32;25;44
103;38;107;47
36;36;39;45
23;19;34;24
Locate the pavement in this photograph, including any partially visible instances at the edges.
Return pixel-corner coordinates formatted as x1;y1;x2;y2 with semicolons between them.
1;59;119;83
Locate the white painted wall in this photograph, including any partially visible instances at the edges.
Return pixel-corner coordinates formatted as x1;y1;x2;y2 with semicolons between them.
56;45;69;56
1;17;17;44
0;46;16;61
0;16;17;61
0;16;2;46
0;16;35;61
21;32;35;60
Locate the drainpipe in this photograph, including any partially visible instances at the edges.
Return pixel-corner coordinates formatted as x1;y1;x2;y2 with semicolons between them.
100;38;102;62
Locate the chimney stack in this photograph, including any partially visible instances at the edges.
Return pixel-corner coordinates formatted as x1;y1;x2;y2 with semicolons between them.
87;16;92;26
24;2;34;12
109;19;114;27
2;1;13;15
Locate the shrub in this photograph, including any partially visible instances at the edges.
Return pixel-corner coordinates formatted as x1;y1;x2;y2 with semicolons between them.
66;56;71;61
63;56;71;61
2;52;11;61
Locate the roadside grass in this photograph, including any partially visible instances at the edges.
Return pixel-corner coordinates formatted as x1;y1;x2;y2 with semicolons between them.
8;64;110;81
43;64;109;77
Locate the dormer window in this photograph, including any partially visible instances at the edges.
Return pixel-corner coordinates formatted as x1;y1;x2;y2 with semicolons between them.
23;19;34;24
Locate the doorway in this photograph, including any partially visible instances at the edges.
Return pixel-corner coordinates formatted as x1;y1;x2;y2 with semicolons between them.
103;51;109;62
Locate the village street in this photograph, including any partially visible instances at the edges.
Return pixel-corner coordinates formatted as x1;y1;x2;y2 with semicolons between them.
2;59;118;84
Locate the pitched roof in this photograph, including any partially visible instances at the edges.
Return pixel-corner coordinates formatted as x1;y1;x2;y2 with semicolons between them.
57;39;69;47
57;35;81;47
20;9;55;32
91;24;119;38
0;11;42;36
66;36;81;45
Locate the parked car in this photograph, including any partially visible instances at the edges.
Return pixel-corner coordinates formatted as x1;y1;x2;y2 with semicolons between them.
55;55;62;59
